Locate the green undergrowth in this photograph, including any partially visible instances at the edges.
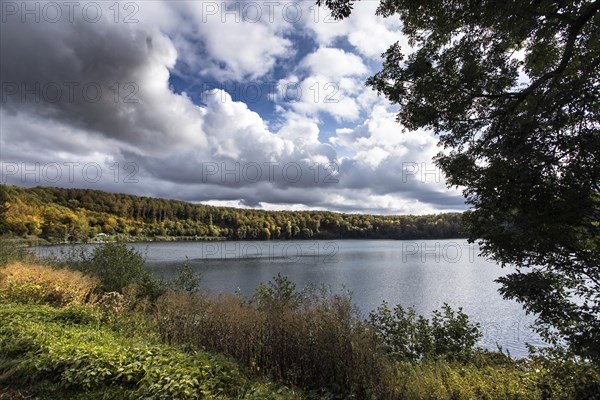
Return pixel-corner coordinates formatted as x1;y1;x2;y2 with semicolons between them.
0;242;598;399
0;302;300;400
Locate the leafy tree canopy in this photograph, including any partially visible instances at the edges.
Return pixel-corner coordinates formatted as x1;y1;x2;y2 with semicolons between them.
0;184;465;241
319;0;600;362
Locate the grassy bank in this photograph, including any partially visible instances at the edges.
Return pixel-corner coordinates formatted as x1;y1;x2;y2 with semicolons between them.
0;303;298;399
0;241;598;399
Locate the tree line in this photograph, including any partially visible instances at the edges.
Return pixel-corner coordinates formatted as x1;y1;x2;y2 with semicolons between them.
0;185;465;242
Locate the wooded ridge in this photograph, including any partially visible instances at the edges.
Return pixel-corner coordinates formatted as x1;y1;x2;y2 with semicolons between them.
0;185;465;242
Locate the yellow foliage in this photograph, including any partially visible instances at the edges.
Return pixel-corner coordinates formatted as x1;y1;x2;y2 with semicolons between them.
4;199;44;236
0;262;98;306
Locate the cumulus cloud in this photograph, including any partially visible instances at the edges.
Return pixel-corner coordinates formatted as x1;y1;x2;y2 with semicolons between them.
300;48;368;77
301;1;409;59
275;47;373;122
158;1;294;81
330;106;465;210
0;0;464;214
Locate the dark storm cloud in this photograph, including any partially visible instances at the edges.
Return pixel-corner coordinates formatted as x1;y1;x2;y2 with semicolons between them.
0;6;203;151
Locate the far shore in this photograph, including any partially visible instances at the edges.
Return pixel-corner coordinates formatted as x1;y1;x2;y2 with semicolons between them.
4;234;470;247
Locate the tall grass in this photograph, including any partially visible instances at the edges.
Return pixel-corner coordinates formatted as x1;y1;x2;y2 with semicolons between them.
0;239;31;266
155;277;401;398
0;262;98;306
154;275;600;399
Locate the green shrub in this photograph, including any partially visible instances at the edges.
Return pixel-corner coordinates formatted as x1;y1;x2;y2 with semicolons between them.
369;302;482;362
170;258;202;294
85;242;146;292
63;242;166;299
527;347;600;400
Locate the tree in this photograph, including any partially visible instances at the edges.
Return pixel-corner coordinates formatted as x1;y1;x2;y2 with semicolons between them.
319;0;600;361
0;186;11;235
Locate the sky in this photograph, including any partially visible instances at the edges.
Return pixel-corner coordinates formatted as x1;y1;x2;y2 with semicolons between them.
0;0;467;215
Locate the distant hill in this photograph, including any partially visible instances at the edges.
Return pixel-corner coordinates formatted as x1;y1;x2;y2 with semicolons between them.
0;185;466;242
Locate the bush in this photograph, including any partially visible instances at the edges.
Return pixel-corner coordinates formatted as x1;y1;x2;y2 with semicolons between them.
0;262;98;306
155;277;499;398
83;242;146;292
527;347;600;400
65;242;165;299
369;302;482;362
170;258;202;294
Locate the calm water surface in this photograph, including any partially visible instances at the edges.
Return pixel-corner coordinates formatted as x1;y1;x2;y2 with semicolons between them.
35;239;544;357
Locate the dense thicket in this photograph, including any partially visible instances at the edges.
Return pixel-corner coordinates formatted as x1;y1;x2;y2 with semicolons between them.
0;185;464;242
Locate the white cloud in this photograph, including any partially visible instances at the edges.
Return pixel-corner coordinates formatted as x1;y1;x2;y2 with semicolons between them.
300;48;368;77
146;1;294;81
275;48;372;122
0;0;464;215
302;1;408;59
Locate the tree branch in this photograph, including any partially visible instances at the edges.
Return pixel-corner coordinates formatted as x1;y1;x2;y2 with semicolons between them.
514;0;600;101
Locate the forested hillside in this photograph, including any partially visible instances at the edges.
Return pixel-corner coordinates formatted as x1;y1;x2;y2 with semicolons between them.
0;185;465;242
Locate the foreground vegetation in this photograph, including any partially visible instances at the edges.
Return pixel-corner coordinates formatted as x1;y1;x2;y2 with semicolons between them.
1;241;598;399
0;303;298;399
0;185;464;243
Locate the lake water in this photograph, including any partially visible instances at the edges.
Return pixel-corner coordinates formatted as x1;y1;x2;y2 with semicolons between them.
34;239;544;357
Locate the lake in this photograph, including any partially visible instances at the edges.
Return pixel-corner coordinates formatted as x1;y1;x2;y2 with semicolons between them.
34;239;544;358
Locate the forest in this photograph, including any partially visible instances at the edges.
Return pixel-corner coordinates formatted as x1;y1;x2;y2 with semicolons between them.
0;185;465;242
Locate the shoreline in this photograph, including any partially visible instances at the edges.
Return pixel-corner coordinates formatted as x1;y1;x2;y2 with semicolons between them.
7;235;471;247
